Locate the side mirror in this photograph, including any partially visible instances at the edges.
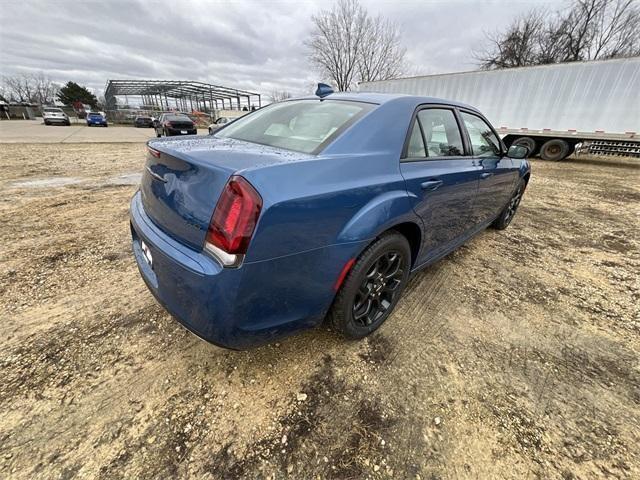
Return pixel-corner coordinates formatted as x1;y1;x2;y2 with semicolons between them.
507;144;529;159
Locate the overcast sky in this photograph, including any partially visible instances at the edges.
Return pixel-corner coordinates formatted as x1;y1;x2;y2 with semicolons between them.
0;0;557;98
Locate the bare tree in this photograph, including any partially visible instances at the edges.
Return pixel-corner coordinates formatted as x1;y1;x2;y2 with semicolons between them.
475;10;547;69
307;0;406;91
1;73;59;104
570;0;640;60
269;90;293;103
358;16;406;82
32;73;60;105
475;0;640;69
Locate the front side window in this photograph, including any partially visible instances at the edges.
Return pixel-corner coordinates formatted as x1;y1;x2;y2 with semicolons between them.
215;99;374;154
417;109;464;157
460;112;501;157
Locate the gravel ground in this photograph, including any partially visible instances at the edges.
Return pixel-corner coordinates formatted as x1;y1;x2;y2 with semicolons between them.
1;143;639;479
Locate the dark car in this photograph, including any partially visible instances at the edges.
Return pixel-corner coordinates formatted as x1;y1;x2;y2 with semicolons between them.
131;90;530;349
154;113;197;137
134;116;154;128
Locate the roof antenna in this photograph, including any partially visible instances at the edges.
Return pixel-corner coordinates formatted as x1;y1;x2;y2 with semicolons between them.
315;83;334;98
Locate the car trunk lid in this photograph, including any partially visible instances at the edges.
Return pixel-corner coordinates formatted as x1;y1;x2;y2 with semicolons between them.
140;136;310;250
168;120;193;129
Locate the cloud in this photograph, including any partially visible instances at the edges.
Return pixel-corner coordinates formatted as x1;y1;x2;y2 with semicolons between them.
0;0;554;97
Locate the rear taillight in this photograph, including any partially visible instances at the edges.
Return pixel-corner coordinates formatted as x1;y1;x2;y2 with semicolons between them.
147;146;161;158
205;175;262;267
164;121;172;127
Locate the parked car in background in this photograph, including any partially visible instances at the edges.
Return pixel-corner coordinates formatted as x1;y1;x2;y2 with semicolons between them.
208;116;233;134
135;116;154;128
86;111;108;127
131;89;530;349
153;113;197;137
42;107;70;126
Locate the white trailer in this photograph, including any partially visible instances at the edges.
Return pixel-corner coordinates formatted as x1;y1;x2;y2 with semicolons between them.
360;57;640;161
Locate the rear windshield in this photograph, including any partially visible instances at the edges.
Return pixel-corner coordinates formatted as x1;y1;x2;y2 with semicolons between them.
215;99;374;154
44;108;62;112
89;113;103;117
166;115;192;122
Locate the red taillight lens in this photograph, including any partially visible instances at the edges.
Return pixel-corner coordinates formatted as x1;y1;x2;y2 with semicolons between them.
147;146;161;158
206;176;262;255
164;121;172;127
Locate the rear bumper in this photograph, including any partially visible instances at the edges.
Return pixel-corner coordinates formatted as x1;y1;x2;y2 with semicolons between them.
129;191;363;349
44;117;68;123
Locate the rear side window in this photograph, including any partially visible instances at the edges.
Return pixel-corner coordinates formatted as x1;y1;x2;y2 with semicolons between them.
215;99;374;154
417;109;464;157
406;121;426;158
460;112;501;156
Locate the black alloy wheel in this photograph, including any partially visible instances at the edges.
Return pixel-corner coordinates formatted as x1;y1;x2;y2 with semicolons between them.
492;181;525;230
330;231;411;339
352;251;405;327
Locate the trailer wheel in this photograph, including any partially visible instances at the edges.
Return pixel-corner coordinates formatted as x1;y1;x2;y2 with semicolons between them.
513;137;537;156
540;139;570;161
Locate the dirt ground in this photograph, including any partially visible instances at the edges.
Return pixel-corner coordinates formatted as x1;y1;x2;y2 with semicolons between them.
1;143;639;479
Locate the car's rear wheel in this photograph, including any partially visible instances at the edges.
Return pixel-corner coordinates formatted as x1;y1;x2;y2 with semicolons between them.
492;180;525;230
330;231;411;339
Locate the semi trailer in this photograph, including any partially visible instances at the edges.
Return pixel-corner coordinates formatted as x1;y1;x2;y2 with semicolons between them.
359;57;640;161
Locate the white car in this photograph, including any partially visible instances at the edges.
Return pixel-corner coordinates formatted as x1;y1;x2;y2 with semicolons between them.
208;116;233;134
43;107;70;126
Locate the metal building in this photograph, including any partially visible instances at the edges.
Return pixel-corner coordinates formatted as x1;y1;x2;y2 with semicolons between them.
104;79;261;120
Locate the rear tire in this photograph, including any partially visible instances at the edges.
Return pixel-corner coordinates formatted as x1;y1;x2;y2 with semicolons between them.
492;180;525;230
329;231;411;339
540;139;569;161
512;136;537;156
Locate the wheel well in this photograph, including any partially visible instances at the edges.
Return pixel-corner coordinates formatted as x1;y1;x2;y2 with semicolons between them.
388;222;421;267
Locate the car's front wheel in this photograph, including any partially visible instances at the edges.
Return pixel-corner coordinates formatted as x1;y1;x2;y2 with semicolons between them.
492;180;525;230
330;231;411;339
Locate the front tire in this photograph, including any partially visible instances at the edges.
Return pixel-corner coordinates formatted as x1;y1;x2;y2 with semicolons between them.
492;181;525;230
330;231;411;339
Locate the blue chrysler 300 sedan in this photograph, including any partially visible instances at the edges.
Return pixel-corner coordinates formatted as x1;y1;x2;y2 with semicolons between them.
130;90;530;349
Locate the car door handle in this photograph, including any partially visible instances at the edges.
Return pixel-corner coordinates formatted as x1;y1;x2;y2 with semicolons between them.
480;172;494;179
420;180;443;191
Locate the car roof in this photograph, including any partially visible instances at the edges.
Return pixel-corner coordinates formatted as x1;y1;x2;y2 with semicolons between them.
294;91;480;113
